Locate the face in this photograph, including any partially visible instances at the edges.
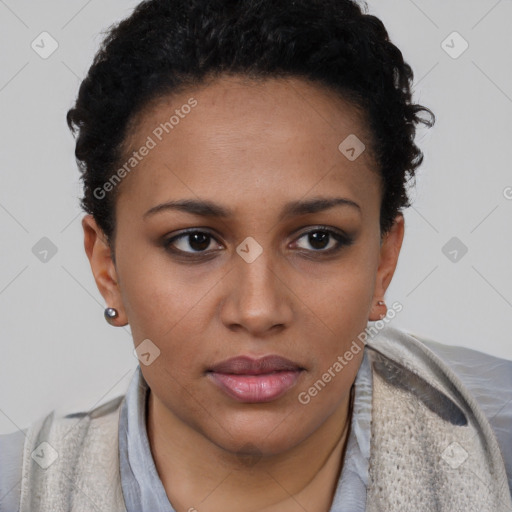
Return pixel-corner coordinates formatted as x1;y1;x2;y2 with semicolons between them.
84;75;404;457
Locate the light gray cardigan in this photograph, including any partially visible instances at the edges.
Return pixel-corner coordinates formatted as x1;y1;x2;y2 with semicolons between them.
11;326;512;511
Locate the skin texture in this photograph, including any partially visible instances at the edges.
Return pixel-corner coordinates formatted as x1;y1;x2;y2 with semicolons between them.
83;75;405;511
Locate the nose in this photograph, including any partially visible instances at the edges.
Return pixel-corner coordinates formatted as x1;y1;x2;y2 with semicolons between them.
220;247;294;338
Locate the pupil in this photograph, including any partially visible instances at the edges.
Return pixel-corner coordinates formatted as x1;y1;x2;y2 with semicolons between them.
310;231;328;250
190;233;210;251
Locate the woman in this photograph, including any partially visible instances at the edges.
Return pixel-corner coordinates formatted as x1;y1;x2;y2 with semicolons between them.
1;0;511;511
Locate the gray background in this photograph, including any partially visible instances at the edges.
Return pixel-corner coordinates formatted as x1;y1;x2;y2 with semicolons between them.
0;0;511;434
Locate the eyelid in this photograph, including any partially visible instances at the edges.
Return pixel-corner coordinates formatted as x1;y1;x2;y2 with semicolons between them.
292;224;352;241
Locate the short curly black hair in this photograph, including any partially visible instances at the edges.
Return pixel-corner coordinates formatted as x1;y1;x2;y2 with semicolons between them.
67;0;435;244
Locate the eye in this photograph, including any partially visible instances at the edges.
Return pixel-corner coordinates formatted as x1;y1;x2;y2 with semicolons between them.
164;230;221;254
293;227;353;254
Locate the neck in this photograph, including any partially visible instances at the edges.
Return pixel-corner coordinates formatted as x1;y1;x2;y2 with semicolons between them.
146;387;354;512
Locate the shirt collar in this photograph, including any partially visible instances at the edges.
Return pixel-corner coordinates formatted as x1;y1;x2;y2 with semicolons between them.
119;366;175;511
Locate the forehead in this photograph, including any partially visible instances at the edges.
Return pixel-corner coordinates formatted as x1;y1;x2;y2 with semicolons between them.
116;75;381;219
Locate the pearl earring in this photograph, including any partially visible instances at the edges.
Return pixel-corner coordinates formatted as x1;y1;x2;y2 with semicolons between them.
104;307;119;325
376;300;387;319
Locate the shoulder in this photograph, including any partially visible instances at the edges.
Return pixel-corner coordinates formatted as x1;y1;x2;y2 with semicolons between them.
408;330;512;418
0;395;125;512
407;329;512;494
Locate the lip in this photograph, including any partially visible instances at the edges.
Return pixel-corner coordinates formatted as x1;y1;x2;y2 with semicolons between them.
207;355;304;403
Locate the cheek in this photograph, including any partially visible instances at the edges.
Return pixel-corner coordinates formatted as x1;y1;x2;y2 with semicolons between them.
300;280;371;387
295;250;377;383
300;253;378;333
116;250;223;387
117;247;217;339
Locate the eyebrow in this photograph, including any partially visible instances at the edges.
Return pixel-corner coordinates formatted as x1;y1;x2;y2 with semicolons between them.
143;196;361;221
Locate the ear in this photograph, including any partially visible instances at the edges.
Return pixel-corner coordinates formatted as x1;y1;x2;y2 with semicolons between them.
368;213;405;321
82;214;128;327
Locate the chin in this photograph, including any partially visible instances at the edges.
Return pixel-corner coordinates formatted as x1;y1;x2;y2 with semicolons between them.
203;411;308;459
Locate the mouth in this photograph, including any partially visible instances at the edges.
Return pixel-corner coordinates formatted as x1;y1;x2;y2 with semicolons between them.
206;355;305;403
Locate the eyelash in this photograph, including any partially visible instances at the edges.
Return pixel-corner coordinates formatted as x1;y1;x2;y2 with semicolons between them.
163;226;354;259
